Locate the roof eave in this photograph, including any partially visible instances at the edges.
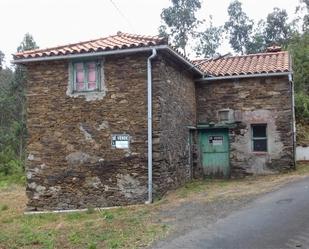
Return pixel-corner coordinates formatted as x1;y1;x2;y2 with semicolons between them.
195;71;292;82
12;46;168;64
12;45;204;77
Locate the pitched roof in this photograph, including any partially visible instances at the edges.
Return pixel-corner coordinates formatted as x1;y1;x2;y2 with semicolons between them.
14;32;291;78
14;32;167;60
194;51;291;77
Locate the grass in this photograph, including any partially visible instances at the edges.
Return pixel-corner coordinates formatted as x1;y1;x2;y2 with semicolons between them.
0;173;25;189
0;200;167;249
0;162;308;248
173;162;309;202
0;186;167;249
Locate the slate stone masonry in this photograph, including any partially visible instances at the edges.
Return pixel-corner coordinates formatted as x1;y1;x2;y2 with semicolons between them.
24;52;197;210
152;55;196;195
25;54;151;210
24;51;294;210
196;76;295;177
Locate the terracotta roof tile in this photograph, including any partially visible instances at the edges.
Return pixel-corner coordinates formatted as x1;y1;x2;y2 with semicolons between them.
14;32;291;77
194;51;291;77
14;32;167;59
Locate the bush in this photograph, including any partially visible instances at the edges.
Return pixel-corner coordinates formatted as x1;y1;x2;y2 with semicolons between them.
295;92;309;122
0;147;23;176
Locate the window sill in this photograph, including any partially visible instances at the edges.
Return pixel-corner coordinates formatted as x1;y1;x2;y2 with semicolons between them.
66;88;106;102
252;151;268;155
72;90;101;94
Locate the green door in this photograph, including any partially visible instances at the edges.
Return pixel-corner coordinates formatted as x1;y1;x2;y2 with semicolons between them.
199;129;230;177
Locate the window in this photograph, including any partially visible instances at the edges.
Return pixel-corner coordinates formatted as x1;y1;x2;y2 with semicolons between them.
251;124;267;152
218;110;229;122
218;109;233;123
72;61;100;92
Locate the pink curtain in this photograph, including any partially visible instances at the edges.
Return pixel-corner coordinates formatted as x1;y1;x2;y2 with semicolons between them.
87;62;97;90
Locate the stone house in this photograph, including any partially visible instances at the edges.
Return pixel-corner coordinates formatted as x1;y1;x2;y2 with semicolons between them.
13;32;295;211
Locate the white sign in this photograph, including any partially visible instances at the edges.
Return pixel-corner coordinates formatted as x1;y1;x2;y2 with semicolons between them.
112;134;130;149
209;136;223;146
115;140;129;149
213;140;223;146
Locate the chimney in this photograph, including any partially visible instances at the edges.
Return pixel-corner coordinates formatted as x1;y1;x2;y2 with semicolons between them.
266;45;282;52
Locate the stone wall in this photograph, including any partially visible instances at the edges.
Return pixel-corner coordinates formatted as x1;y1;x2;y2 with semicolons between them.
25;53;151;210
152;55;196;195
25;49;291;209
196;76;295;176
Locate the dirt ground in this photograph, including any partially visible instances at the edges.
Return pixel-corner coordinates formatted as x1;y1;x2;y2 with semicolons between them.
150;163;309;248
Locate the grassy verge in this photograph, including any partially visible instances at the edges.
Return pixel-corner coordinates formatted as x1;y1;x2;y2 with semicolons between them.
0;173;25;189
0;175;167;249
0;162;308;249
173;162;309;202
0;188;167;249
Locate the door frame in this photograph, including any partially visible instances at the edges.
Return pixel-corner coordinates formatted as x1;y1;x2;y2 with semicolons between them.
198;127;231;178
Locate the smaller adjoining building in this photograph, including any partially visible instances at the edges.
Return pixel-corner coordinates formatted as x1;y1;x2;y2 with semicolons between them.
13;33;295;211
193;48;295;177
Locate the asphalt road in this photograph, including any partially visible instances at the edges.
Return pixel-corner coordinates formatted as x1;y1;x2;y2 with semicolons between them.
153;177;309;249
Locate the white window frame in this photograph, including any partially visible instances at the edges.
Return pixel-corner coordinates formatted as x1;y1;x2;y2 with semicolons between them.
251;124;268;152
70;60;101;93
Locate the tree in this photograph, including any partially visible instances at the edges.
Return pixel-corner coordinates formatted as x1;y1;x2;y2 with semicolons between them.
300;0;309;31
0;50;4;70
264;8;294;48
160;0;202;56
0;64;19;175
289;33;309;94
195;16;223;58
0;33;38;176
224;0;253;54
17;33;38;52
13;33;39;163
244;20;266;54
295;92;309;122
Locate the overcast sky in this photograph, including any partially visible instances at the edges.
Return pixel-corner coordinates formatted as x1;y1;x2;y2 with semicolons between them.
0;0;301;64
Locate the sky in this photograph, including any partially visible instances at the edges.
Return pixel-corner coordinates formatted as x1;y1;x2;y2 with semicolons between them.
0;0;301;65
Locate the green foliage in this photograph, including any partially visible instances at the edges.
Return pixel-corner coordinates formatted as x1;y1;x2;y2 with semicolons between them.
245;20;267;54
0;33;38;179
0;173;25;188
224;3;296;54
189;1;305;56
0;68;23;176
299;0;309;31
224;0;253;54
0;50;4;70
160;0;202;55
296;122;309;144
17;33;38;53
295;92;309;122
264;8;295;47
289;33;309;93
0;148;22;176
195;16;224;58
